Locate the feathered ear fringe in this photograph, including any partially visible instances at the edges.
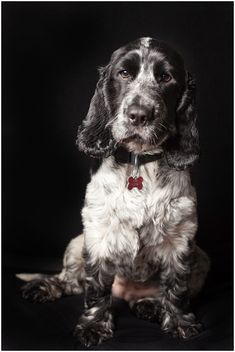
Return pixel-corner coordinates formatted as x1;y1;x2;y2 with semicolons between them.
164;72;200;170
76;65;115;158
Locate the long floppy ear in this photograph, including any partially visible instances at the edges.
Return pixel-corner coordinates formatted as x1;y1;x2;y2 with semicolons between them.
76;66;114;158
164;72;200;170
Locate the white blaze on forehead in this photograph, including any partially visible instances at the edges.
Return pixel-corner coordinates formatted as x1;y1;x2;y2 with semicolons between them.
140;37;152;48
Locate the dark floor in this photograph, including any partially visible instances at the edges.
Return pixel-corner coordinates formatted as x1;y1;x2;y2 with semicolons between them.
2;256;233;351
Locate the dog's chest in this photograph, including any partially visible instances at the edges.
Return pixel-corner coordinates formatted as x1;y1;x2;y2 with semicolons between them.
86;158;167;226
83;157;191;262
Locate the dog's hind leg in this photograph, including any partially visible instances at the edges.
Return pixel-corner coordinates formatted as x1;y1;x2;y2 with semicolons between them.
126;245;210;324
188;245;210;297
17;235;85;303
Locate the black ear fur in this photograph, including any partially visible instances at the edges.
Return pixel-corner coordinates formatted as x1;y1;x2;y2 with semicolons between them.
164;73;200;170
76;66;114;158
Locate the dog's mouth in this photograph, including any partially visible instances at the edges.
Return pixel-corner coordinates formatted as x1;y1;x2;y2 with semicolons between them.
120;126;169;144
120;134;144;144
118;132;169;153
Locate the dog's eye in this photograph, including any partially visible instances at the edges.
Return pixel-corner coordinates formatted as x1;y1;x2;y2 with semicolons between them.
160;73;172;83
119;70;131;80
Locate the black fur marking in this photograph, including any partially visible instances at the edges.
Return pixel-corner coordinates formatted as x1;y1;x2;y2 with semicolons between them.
76;65;116;158
164;73;199;170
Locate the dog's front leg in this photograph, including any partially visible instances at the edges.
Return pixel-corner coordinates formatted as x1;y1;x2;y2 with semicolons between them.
74;256;115;347
159;252;202;339
157;197;203;339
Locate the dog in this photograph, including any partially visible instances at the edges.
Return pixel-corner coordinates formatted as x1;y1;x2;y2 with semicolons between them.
18;37;210;347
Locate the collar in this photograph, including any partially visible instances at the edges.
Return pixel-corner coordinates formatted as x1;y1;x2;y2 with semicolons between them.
114;146;163;166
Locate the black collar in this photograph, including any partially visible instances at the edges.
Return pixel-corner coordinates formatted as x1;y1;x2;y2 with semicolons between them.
114;146;163;166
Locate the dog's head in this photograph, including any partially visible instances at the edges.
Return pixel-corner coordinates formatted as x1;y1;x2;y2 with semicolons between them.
77;37;199;170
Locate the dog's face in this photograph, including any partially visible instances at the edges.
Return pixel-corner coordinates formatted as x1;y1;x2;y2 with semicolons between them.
77;37;199;170
107;37;185;151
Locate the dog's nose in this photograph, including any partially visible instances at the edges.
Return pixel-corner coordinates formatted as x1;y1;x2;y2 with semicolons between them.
127;105;151;127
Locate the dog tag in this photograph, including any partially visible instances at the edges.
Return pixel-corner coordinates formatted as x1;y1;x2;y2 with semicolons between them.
128;176;143;190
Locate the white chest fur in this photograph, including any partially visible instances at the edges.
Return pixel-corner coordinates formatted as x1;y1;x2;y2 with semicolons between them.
82;156;195;263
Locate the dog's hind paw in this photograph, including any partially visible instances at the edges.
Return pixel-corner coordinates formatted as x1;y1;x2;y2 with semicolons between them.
74;322;114;347
131;298;161;322
21;278;63;303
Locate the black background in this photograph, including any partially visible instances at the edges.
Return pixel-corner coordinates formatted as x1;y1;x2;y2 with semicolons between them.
2;2;233;350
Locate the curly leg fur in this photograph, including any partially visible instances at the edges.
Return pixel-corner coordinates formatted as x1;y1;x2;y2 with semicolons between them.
156;245;202;339
129;245;209;337
18;233;209;343
74;253;115;347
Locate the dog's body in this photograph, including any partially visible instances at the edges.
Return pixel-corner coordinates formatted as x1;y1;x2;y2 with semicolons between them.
19;37;210;347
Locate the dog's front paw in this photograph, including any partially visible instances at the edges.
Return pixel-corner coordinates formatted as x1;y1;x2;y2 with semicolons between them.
21;279;62;303
162;312;203;339
176;322;203;339
74;321;114;347
176;313;203;339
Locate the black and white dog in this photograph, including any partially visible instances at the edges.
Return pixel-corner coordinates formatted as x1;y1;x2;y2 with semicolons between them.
18;37;210;347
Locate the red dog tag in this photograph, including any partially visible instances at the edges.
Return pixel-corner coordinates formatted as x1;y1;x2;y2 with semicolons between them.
128;176;143;190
